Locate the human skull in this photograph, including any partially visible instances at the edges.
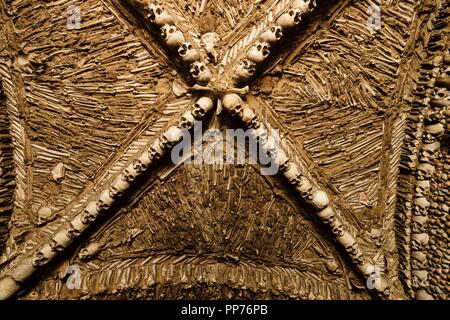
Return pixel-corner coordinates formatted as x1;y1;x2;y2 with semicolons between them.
123;163;140;181
12;258;35;283
415;289;434;300
178;42;200;63
417;163;435;180
249;124;268;144
372;274;390;298
161;24;185;49
273;149;289;172
110;177;130;198
80;201;99;225
192;97;214;119
79;242;101;261
311;190;330;210
50;229;72;252
241;106;259;129
411;251;427;269
413;197;430;216
160;126;184;150
411;233;429;250
412;270;429;288
234;59;257;81
412;215;428;233
148;138;165;161
190;61;212;85
262;134;279;158
283;162;302;186
97;189;114;211
415;180;430;197
276;9;302;29
37;206;53;226
32;244;54;267
178;110;195;129
423;123;445;143
292;0;310;12
419;142;440;163
222;94;244;117
147;4;174;26
337;232;356;250
297;177;313;200
260;26;283;43
247;41;271;63
136;152;151;171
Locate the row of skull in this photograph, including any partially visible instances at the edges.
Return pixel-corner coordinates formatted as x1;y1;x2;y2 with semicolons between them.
145;4;212;85
410;110;446;299
234;0;317;83
220;93;390;296
0;96;216;300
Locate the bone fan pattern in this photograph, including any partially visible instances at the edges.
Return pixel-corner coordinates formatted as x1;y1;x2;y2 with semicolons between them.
0;0;448;300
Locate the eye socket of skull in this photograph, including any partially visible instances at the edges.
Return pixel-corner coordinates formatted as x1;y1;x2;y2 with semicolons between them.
257;44;263;51
178;45;187;55
169;27;175;33
155;7;162;15
199;64;205;72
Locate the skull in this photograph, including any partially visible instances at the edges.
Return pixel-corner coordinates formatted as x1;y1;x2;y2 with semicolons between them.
283;162;302;186
97;189;114;211
412;215;428;233
147;4;174;26
190;61;212;85
123;163;140;181
79;242;101;261
234;59;257;81
178;110;195;129
319;208;345;237
260;26;283;43
411;251;427;269
419;142;440;162
417;163;435;180
148;138;165;161
241;106;259;129
276;9;302;29
12;258;35;282
415;180;430;197
32;244;54;267
247;41;271;63
249;123;268;144
415;289;434;300
273;149;289;171
337;232;356;250
411;233;429;250
412;270;429;288
80;201;99;224
136;153;150;171
222;94;244;117
161;24;185;49
292;0;311;12
423;123;445;142
192;97;214;119
178;42;200;63
109;177;130;198
262;134;279;158
297;177;313;200
311;190;330;210
160;126;184;150
50;229;72;252
37;206;53;226
372;274;390;298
